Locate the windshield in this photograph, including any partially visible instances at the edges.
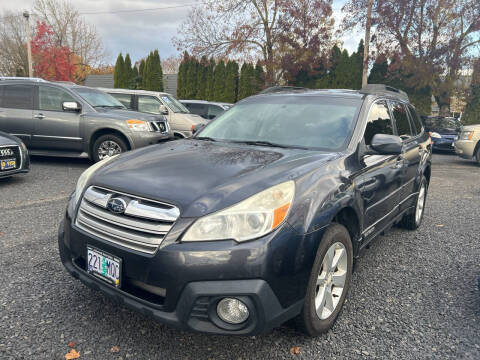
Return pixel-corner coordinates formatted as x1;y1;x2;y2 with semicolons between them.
198;95;361;151
73;88;125;109
423;117;460;130
160;94;189;113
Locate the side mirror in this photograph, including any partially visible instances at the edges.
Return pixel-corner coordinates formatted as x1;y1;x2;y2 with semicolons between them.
159;104;169;115
370;134;403;155
192;123;205;135
63;101;81;112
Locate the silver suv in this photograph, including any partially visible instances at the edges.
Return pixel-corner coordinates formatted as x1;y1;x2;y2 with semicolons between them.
0;79;171;162
101;88;207;139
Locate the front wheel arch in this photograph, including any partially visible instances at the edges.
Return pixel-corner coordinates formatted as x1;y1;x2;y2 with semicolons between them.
88;129;132;160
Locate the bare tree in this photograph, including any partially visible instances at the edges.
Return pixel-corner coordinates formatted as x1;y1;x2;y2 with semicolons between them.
161;55;182;74
0;12;29;76
342;0;480;115
33;0;106;68
174;0;281;86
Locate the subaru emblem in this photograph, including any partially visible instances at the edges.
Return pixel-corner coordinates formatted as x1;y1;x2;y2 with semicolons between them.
107;198;127;214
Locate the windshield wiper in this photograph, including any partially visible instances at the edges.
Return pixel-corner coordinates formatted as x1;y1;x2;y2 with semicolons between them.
231;140;307;149
195;136;217;142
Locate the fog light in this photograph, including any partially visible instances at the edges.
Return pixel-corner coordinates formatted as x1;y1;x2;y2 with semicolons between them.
216;298;249;324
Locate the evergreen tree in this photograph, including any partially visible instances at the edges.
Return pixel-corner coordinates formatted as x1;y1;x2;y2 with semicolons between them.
224;60;239;103
254;62;265;93
150;50;164;92
350;39;364;89
196;56;208;100
138;59;145;89
185;57;198;99
330;49;351;88
238;62;255;100
131;65;140;89
462;59;480;125
143;52;153;90
113;53;125;88
177;51;190;99
213;60;226;101
206;58;216;100
368;54;389;84
124;53;133;89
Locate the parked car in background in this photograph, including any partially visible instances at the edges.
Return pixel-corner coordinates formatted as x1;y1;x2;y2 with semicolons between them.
454;124;480;165
0;130;29;178
101;88;207;139
180;100;232;120
0;79;171;162
422;116;461;152
59;84;431;336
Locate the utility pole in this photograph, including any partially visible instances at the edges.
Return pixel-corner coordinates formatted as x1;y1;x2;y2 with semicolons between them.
362;0;373;88
23;11;33;78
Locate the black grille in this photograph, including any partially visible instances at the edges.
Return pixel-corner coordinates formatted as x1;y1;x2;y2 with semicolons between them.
151;121;168;133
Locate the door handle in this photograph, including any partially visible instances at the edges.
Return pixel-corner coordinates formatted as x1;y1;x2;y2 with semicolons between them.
358;178;379;192
34;114;45;119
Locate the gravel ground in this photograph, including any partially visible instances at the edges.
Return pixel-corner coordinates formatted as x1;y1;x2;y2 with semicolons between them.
0;153;479;360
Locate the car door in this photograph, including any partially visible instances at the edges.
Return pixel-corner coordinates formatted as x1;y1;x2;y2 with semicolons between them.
358;100;404;239
389;101;420;206
32;85;83;151
0;84;34;146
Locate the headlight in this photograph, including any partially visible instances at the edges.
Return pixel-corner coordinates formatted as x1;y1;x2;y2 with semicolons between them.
73;155;118;207
459;131;474;140
182;181;295;242
429;132;442;139
126;119;150;132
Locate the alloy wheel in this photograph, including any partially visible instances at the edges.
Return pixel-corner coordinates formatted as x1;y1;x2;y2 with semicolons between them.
415;183;426;224
98;140;122;160
315;242;348;320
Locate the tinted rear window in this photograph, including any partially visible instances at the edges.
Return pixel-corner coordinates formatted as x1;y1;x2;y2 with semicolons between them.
1;85;33;110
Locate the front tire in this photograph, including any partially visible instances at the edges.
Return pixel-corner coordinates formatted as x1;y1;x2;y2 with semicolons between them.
295;223;353;336
92;134;128;162
398;176;428;230
475;146;480;166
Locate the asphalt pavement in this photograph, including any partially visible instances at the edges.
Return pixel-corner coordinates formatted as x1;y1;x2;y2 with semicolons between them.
0;153;479;359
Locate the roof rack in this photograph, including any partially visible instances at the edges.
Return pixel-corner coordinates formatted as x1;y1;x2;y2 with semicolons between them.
258;86;308;95
0;76;46;82
360;84;409;101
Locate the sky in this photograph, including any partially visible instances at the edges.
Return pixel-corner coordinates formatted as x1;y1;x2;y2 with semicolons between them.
1;0;362;65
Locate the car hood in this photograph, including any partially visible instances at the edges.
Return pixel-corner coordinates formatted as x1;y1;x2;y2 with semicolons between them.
0;131;21;146
461;125;480;132
174;112;208;125
90;139;338;217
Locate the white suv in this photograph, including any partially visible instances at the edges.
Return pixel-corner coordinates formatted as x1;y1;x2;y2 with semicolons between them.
100;88;207;138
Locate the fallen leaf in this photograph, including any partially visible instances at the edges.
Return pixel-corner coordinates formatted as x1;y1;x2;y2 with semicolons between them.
290;346;301;355
68;341;76;348
436;224;444;227
110;346;120;353
65;349;80;359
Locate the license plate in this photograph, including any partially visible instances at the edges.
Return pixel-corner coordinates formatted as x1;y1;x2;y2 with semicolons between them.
87;246;122;287
0;158;16;171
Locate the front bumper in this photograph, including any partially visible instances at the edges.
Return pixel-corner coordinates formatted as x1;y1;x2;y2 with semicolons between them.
58;214;311;335
454;140;476;159
432;137;456;151
0;147;30;178
130;131;172;149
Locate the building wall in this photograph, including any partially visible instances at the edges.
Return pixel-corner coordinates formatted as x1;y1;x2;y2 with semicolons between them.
84;73;178;97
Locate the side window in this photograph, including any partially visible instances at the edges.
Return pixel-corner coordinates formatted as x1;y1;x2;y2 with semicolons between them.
207;105;223;119
138;95;161;114
407;105;423;135
189;104;208;117
364;101;394;145
3;85;34;110
391;102;413;139
0;86;3;107
110;93;133;109
39;86;76;111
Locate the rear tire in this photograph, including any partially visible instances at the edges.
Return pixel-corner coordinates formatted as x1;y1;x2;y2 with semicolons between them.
398;176;428;230
92;134;128;162
295;223;353;336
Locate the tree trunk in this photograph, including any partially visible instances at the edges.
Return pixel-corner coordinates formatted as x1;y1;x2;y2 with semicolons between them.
362;0;373;88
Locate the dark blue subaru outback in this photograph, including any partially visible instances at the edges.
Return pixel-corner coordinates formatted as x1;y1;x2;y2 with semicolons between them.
58;85;432;336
